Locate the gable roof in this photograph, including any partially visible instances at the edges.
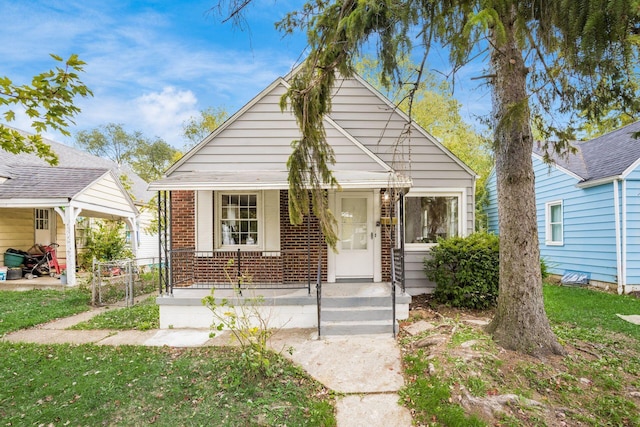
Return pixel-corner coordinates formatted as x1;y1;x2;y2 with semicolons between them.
166;77;392;176
533;121;640;183
0;127;151;203
157;68;475;192
346;73;478;178
0;165;109;199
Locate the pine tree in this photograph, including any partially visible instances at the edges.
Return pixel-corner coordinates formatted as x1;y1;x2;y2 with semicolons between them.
218;0;640;355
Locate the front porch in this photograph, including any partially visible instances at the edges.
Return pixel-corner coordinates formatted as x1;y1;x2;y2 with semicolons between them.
156;281;410;336
151;176;412;336
0;275;67;291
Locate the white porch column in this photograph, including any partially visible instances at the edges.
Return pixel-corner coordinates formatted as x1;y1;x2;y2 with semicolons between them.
55;206;82;286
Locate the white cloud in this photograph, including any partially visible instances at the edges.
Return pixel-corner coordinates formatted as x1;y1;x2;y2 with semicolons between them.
134;87;200;147
0;1;310;147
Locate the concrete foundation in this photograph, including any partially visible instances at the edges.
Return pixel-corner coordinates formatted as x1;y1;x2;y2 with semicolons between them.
157;283;410;332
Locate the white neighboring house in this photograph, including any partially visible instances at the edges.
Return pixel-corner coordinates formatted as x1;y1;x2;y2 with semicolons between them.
0;127;159;284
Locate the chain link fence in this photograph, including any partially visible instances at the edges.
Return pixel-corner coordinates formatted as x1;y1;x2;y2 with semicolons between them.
91;257;160;306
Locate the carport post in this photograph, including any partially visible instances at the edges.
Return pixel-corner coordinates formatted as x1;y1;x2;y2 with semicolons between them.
55;206;82;286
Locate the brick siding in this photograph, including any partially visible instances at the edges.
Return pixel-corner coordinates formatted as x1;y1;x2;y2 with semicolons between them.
280;190;327;283
169;189;395;285
380;190;397;282
171;191;195;249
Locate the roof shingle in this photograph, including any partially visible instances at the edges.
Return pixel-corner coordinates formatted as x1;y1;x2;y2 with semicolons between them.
0;165;108;199
533;121;640;183
0;127;151;202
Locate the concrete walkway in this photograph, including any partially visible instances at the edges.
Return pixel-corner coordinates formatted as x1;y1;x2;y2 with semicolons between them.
2;305;412;427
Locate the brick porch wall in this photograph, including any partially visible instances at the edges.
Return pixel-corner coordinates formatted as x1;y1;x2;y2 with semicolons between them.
169;190;328;285
280;191;327;283
171;191;195;249
380;189;397;282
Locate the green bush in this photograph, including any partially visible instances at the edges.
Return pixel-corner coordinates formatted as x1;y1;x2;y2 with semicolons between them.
540;257;550;280
79;220;133;269
424;233;500;309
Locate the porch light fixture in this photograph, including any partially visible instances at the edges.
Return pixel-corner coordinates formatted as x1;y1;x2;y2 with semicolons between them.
381;189;390;202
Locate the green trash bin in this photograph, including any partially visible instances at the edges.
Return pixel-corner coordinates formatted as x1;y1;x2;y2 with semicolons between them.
3;252;24;268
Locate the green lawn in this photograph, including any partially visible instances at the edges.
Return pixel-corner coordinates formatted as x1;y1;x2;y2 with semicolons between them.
0;289;90;336
0;290;335;425
544;284;640;342
400;284;640;426
70;295;159;330
0;343;335;426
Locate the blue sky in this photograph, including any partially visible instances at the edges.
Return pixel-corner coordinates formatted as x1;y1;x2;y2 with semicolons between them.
1;0;490;149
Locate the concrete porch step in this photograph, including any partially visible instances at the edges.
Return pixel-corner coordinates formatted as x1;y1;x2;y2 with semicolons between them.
321;295;393;308
320;296;397;336
322;306;393;322
320;320;398;336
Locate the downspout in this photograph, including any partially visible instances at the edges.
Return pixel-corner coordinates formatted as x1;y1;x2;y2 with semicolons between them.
622;179;628;294
614;180;623;294
472;177;477;233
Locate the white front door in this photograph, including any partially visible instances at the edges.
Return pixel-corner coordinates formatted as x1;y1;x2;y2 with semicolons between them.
34;208;54;245
335;192;375;280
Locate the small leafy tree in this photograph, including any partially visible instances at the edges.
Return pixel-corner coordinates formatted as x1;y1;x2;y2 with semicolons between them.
202;259;280;378
203;290;275;377
1;54;92;165
79;220;132;268
425;233;500;310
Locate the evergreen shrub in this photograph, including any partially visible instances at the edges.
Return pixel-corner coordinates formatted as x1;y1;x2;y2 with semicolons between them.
424;232;499;309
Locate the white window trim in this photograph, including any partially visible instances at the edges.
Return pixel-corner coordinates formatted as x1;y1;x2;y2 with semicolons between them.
545;200;564;246
215;191;263;251
403;188;466;251
35;208;49;230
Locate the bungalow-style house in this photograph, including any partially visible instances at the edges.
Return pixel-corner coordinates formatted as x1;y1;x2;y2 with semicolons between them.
486;121;640;294
0;128;157;286
150;68;477;334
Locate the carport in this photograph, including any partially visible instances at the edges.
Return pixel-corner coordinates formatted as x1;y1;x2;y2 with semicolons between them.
0;165;138;286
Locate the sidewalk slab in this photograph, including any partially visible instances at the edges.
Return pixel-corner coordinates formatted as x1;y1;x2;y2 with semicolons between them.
97;330;159;346
143;329;212;347
336;394;412;427
3;329;113;345
40;309;107;329
273;333;405;394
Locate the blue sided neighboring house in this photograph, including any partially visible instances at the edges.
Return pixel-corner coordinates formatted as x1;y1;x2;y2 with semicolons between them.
486;121;640;294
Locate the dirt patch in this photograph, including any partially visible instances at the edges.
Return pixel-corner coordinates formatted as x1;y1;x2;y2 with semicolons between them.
400;295;640;426
407;293;494;323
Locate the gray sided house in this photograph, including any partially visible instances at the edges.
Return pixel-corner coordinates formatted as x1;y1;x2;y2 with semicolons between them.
486;121;640;294
150;69;476;334
0;128;157;285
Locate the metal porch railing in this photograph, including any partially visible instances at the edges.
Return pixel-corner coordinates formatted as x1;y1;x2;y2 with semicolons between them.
315;254;322;338
391;247;405;337
164;248;320;294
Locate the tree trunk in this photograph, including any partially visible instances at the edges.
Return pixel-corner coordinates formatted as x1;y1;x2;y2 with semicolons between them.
485;5;564;357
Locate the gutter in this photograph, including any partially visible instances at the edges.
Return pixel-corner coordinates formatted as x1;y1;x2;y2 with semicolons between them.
576;175;623;189
614;179;623;294
622;179;627;294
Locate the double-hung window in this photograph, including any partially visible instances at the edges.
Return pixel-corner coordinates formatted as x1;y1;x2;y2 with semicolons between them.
405;192;461;247
545;201;563;245
219;193;259;246
35;209;49;230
